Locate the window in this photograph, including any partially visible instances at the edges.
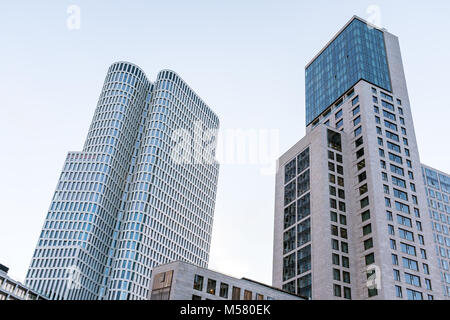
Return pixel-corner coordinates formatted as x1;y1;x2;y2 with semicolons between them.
392;176;406;188
383;110;396;121
192;295;202;300
378;137;383;146
392;254;399;265
232;287;241;300
397;215;412;228
330;211;338;222
342;256;349;268
357;159;365;171
393;269;400;281
297;148;310;173
297;245;311;274
354;126;362;137
332;254;340;266
364;238;373;250
420;249;427;260
244;290;252;300
390;164;404;176
425;279;432;291
395;286;403;298
406;289;423;300
384;120;397;131
400;242;416;256
283;253;295;281
376;126;382;135
333;268;341;281
387;142;401;153
355;137;363;148
352;96;359;106
399;229;414;241
207;279;216;295
219;283;229;298
332;239;339;250
335;109;343;119
193;275;204;291
382;100;395;111
284;203;296;229
361;197;369;208
285;159;296;183
363;224;372;236
343;271;351;284
328;151;334;160
331;225;339;237
336;119;343;129
334;284;342;297
386;130;399;142
353;116;361;126
284;181;296;206
388;224;395;235
297;274;312;299
328;130;342;151
381;92;393;101
423;264;430;275
395;201;410;214
394;188;408;201
359;184;368;195
358;172;367;183
356;148;364;159
361;210;370;222
365;253;375;265
386;210;393;221
390;239;397;250
402;257;419;271
352;105;360;116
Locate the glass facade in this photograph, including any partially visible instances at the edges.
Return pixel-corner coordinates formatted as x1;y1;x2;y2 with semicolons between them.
25;62;220;300
305;18;391;125
422;166;450;297
282;146;311;298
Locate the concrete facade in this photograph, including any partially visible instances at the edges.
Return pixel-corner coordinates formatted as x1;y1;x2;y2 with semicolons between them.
273;16;443;300
149;261;303;300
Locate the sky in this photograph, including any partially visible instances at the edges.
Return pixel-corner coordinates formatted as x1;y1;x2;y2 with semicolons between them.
0;0;449;286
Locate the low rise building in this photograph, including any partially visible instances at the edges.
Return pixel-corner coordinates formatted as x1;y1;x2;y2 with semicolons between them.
0;264;47;300
148;261;304;300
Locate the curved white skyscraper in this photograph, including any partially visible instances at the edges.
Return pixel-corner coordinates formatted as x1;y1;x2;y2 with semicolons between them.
25;62;220;300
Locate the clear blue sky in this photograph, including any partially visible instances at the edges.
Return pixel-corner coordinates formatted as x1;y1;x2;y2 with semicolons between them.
1;0;449;285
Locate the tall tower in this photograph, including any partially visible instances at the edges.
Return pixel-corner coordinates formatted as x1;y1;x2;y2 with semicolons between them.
272;16;443;300
25;62;220;300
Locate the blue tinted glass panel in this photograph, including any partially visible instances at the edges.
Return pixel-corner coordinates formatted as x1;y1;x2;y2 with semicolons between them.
305;18;392;125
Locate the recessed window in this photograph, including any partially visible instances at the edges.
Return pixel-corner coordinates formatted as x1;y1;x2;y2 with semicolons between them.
219;283;229;298
207;279;216;295
193;275;204;291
